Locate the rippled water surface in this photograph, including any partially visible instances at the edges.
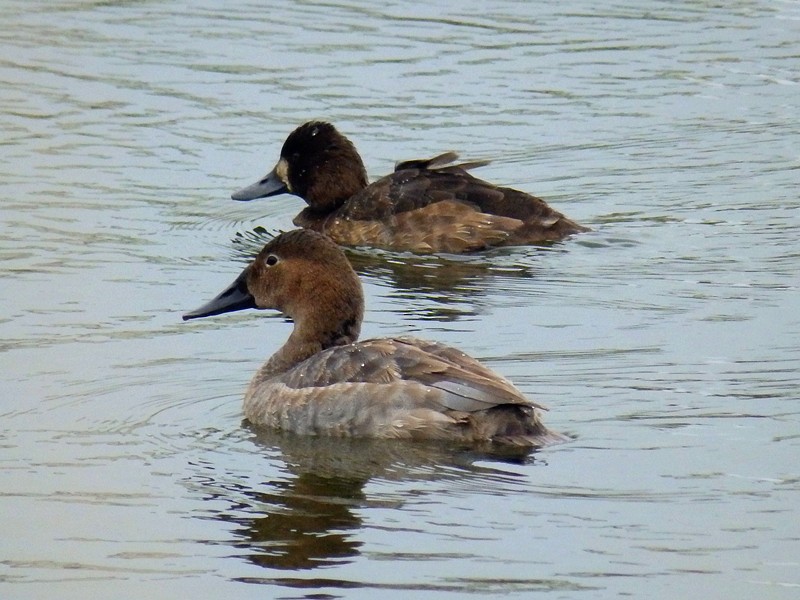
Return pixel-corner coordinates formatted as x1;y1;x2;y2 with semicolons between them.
2;1;798;598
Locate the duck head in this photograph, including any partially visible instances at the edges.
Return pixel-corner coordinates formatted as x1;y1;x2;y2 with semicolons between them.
231;121;369;213
183;230;363;349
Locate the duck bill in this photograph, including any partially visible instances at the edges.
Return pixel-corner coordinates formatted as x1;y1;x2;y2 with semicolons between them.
183;269;256;321
231;165;287;201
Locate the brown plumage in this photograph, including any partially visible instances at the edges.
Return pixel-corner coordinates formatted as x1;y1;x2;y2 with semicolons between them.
183;229;565;447
231;121;589;253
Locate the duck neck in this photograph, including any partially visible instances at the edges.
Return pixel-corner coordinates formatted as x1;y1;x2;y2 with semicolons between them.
259;311;362;379
305;161;368;212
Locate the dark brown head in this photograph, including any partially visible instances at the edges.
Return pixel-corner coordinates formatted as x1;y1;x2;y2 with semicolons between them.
231;121;368;213
183;230;363;349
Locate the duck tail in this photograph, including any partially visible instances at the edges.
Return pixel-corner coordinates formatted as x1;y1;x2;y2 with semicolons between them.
395;152;491;173
480;405;569;448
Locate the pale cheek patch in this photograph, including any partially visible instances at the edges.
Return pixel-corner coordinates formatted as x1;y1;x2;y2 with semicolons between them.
275;158;292;192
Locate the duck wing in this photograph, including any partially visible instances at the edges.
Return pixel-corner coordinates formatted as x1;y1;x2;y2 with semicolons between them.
340;166;569;225
389;337;546;413
323;165;587;251
271;337;542;414
339;166;486;220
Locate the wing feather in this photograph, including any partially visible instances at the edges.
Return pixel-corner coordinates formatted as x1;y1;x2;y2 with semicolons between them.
271;337;542;414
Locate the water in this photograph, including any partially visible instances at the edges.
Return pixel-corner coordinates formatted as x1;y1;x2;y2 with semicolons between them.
2;1;798;598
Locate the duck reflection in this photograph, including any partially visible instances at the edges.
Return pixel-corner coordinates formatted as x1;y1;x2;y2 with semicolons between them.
231;227;540;321
200;427;536;572
230;469;365;570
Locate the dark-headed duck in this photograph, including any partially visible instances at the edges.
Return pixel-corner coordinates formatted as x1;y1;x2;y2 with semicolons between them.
184;229;564;447
231;121;589;253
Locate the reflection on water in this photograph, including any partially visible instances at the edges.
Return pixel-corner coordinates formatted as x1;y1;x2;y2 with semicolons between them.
190;430;534;577
223;471;365;571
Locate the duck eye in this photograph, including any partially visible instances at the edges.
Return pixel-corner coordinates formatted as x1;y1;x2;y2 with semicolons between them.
265;254;279;267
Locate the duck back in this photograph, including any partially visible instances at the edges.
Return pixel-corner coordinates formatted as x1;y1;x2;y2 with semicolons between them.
244;336;564;447
295;165;588;253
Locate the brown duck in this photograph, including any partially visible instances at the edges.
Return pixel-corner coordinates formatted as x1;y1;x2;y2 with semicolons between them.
231;121;589;253
184;229;565;447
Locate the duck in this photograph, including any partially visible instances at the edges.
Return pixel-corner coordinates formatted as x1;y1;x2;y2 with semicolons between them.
183;229;565;447
231;121;589;253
